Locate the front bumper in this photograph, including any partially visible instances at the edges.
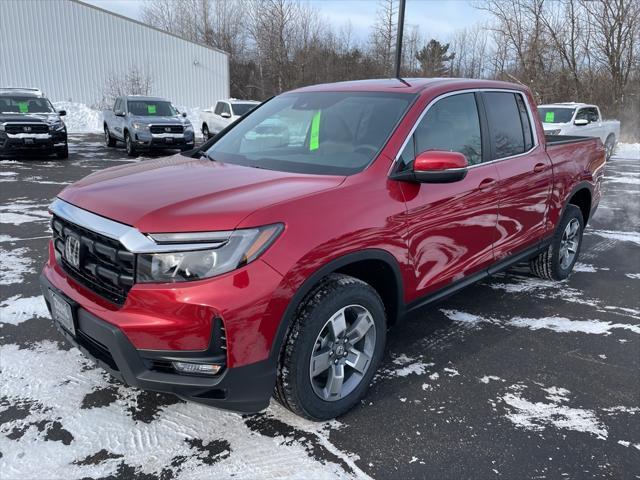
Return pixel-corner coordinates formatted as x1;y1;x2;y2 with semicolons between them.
41;274;276;413
0;130;67;153
133;130;195;149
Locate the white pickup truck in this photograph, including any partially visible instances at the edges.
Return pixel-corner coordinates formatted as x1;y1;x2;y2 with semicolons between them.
538;103;620;159
199;99;259;139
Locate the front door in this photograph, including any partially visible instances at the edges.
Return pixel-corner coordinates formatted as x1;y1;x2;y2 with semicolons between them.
396;92;500;299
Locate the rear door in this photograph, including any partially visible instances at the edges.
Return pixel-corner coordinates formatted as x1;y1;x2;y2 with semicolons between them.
397;92;500;298
483;91;553;261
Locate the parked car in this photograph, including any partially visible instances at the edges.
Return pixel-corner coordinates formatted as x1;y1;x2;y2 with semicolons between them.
103;95;195;156
200;99;259;138
0;87;68;158
42;78;606;420
538;102;620;159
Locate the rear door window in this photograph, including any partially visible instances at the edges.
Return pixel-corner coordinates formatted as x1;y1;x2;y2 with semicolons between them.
483;92;528;159
515;94;534;151
401;93;482;169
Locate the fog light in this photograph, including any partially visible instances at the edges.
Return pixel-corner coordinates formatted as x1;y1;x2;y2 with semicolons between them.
172;361;222;375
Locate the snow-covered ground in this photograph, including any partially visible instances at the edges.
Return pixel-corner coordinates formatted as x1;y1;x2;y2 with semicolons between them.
53;102;204;138
0;138;638;479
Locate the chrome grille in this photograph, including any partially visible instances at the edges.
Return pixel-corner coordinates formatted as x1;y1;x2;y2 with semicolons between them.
52;215;135;305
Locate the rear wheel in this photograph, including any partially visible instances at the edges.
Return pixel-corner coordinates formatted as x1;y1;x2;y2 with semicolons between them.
275;274;386;420
124;131;136;157
530;204;584;280
604;134;616;160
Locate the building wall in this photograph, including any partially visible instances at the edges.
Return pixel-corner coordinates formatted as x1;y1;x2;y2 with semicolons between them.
0;0;229;108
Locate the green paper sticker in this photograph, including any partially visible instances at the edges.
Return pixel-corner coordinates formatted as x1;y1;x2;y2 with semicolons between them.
18;102;28;113
544;111;555;123
309;111;321;151
147;104;157;114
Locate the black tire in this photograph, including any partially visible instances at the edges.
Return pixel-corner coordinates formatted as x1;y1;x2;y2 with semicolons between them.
181;143;195;152
56;143;69;159
104;126;116;147
604;134;616;160
124;131;136;157
530;204;584;280
274;273;386;420
202;123;210;139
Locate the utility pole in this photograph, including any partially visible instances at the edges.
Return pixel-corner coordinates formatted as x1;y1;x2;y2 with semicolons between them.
394;0;406;78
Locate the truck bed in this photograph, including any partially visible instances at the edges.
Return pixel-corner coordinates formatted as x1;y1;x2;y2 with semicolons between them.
545;134;596;146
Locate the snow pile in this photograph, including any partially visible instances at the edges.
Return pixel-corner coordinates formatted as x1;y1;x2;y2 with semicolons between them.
0;295;49;325
508;316;640;335
53;102;103;133
613;143;640;159
176;105;204;139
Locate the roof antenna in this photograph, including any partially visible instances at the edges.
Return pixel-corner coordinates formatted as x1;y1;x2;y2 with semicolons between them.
394;0;407;85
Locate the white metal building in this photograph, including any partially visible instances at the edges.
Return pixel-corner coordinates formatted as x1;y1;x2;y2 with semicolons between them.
0;0;230;108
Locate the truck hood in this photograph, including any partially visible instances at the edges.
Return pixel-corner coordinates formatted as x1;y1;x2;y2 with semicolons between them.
0;113;59;124
58;154;345;233
129;115;188;125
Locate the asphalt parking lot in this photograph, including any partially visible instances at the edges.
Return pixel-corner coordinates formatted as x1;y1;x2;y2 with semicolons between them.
1;134;638;479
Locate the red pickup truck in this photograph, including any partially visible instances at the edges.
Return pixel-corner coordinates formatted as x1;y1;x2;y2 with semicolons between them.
41;78;605;420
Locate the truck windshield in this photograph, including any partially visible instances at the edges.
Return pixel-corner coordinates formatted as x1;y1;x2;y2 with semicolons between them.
128;100;177;116
538;107;575;124
206;91;415;175
231;103;257;116
0;96;55;114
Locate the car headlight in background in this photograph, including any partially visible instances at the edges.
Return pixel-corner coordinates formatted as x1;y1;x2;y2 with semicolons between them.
136;224;283;283
52;120;65;131
0;123;5;132
133;122;150;132
184;123;194;132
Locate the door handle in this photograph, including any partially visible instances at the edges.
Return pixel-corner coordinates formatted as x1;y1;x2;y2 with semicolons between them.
478;178;496;190
533;163;546;173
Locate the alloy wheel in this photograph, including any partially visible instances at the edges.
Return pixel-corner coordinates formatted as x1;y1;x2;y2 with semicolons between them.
309;304;376;402
559;218;580;269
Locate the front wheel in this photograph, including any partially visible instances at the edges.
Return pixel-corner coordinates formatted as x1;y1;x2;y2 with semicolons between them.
530;204;584;280
124;131;136;157
275;274;386;420
56;143;69;159
105;126;116;147
202;123;210;139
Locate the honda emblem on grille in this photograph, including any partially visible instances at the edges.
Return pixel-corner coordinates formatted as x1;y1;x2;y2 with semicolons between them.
23;126;32;132
64;235;81;269
164;127;171;132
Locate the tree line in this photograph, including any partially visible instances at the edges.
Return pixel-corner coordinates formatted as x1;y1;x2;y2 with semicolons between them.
141;0;639;140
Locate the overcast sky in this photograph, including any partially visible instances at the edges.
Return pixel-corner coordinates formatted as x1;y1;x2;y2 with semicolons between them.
83;0;489;42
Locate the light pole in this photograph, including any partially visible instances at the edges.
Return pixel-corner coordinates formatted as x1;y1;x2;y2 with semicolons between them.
394;0;406;78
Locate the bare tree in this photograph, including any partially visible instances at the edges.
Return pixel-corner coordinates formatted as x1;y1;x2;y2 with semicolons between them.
370;0;397;76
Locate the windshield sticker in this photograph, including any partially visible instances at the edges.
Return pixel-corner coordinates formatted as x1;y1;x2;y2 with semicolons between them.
309;111;321;151
147;104;157;114
18;102;29;113
545;111;555;123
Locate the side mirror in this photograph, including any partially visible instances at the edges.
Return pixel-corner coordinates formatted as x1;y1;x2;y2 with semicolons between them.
391;150;468;183
57;110;66;116
220;112;231;119
181;112;187;117
574;119;588;126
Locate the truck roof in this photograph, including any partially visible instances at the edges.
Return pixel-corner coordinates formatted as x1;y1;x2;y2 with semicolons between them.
0;87;44;97
539;102;596;109
289;77;530;95
123;95;170;102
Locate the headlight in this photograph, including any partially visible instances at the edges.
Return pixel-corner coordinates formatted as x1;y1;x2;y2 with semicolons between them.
0;123;5;132
133;122;150;132
52;121;65;131
136;224;283;283
184;123;194;132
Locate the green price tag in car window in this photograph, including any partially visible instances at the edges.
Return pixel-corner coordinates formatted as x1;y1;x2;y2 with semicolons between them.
18;102;28;113
147;104;157;114
545;111;555;122
309;111;321;151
